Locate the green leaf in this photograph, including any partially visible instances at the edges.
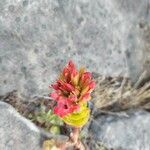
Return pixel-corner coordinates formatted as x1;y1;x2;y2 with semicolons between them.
47;109;52;116
37;116;45;124
49;125;60;135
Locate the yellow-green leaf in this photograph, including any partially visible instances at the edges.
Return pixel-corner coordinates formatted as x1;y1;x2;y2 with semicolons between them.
63;103;90;127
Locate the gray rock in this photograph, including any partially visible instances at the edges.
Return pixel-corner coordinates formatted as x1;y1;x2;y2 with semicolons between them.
0;0;149;98
0;101;42;150
90;110;150;150
0;101;68;150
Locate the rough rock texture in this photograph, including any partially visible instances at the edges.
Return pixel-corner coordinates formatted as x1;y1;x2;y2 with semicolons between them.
0;101;68;150
90;110;150;150
0;101;42;150
0;0;149;98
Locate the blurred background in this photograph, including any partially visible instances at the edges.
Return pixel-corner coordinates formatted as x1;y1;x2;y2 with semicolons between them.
0;0;150;99
0;1;150;150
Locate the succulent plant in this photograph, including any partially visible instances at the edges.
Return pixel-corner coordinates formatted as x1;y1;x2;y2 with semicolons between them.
50;60;95;127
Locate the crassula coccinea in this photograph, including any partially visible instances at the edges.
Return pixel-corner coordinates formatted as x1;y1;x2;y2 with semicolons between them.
50;60;95;127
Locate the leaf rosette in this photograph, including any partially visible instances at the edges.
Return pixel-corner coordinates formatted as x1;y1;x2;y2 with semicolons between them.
50;60;95;127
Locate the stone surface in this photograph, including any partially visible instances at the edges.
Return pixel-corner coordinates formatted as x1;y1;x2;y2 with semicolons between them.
0;101;42;150
0;0;149;98
0;101;68;150
90;110;150;150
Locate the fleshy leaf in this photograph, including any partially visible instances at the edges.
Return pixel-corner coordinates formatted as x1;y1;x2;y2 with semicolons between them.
50;60;95;127
63;104;90;127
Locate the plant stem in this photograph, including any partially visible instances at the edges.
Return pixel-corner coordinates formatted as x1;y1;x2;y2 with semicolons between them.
70;127;80;143
56;127;85;150
70;127;85;150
